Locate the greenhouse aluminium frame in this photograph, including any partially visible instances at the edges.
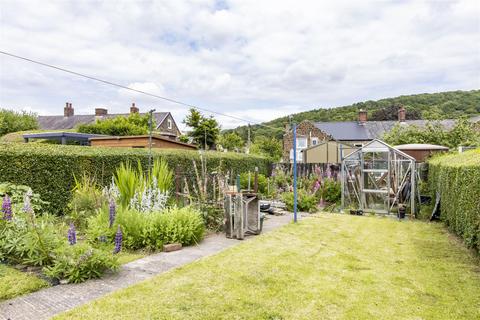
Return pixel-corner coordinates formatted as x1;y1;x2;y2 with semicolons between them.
341;139;416;216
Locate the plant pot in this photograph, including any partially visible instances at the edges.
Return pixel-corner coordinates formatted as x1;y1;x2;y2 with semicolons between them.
398;206;406;219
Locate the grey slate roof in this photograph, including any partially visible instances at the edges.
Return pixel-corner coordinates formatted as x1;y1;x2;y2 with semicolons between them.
38;112;169;130
314;120;457;141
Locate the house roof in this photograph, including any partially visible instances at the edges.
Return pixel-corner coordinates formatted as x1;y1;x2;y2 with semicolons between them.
314;119;457;141
38;112;170;130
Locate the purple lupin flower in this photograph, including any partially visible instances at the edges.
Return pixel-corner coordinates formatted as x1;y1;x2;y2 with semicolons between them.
113;225;122;254
67;222;77;245
109;199;116;228
2;195;12;221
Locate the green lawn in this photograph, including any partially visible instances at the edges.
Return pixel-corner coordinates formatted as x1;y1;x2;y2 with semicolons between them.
55;214;480;320
0;264;48;301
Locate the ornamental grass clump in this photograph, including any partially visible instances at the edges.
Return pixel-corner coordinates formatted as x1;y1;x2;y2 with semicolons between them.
2;194;12;221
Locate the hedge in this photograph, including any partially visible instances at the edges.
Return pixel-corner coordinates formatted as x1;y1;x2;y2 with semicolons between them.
428;149;480;252
0;143;271;215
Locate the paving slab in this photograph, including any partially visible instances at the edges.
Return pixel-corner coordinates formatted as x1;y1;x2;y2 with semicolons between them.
0;214;291;320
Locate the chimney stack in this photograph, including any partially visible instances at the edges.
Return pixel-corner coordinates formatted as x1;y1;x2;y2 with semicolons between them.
64;102;74;117
398;105;406;122
130;102;139;114
358;109;367;124
95;108;108;116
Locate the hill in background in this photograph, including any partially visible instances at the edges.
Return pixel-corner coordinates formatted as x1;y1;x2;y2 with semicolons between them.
229;90;480;140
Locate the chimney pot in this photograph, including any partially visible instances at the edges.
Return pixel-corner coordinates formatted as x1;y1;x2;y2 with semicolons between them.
358;109;367;124
130;102;139;114
64;102;74;117
95;108;108;116
398;105;406;122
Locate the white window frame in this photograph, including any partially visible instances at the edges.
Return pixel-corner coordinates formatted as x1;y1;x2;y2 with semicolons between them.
296;137;307;149
311;137;319;146
167;118;172;130
289;148;303;162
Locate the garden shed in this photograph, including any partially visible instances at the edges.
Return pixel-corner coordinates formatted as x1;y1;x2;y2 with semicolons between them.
301;141;357;163
341;139;416;216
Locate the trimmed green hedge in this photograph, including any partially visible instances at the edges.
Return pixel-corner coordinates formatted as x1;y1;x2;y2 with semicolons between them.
428;149;480;251
0;143;271;215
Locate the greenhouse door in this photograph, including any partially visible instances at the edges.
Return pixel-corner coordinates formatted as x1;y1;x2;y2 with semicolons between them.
361;150;390;214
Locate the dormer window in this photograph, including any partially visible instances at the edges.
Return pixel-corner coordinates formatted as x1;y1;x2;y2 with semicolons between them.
167;119;172;129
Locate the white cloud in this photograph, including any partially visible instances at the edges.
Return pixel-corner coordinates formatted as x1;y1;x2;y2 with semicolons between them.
0;0;479;128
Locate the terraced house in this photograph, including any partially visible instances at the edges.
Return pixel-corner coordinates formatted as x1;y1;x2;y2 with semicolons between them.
38;102;181;140
283;107;457;163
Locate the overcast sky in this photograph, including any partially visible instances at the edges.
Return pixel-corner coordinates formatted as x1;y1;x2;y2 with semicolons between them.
1;0;479;129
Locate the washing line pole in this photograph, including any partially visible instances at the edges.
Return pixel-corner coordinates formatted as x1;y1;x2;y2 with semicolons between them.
290;116;298;223
148;109;156;174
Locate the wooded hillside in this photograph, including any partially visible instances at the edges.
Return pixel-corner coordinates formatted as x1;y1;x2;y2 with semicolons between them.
229;90;480;140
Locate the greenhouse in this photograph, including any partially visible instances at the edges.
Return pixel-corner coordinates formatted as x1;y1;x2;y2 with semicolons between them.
341;139;417;216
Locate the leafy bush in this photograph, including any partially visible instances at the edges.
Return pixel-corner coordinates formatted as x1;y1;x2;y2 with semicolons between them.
0;182;49;212
239;172;268;194
427;149;480;251
0;211;64;266
0;191;118;283
87;206;205;250
44;243;119;283
0;109;38;136
321;179;341;203
77;113;150;136
383;118;480;148
282;189;318;212
68;174;107;229
195;203;224;232
0;143;271;215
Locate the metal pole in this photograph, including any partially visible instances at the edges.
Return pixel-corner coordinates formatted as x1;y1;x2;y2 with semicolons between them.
293;123;298;223
148;109;156;173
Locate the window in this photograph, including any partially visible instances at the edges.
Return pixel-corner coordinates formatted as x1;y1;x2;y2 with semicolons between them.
354;143;364;147
167;119;172;129
296;137;307;149
289;149;303;162
311;137;319;146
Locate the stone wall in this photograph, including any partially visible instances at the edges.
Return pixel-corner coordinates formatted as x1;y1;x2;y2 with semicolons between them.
282;120;330;162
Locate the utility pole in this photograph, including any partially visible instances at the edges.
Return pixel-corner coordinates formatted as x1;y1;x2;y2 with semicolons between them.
148;109;156;174
204;126;207;150
247;123;251;154
289;115;298;223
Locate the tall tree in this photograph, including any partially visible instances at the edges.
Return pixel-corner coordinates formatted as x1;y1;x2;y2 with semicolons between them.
217;132;244;151
183;108;220;149
250;136;282;161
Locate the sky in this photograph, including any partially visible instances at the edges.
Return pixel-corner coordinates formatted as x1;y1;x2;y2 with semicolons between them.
0;0;479;130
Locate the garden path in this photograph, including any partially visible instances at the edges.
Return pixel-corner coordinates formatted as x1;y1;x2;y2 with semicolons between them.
0;214;291;320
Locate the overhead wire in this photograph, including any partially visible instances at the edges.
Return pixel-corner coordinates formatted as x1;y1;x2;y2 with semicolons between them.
0;50;283;131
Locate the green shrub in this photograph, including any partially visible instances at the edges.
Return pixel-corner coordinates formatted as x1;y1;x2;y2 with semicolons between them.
321;179;341;203
427;149;480;251
0;212;65;266
0;182;49;212
77;113;150;136
0;109;38;136
239;172;268;194
0;143;271;215
282;189;318;212
68;174;107;229
87;206;205;250
44;243;119;283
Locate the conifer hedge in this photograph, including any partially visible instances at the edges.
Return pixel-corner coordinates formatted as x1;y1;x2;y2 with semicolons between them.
0;143;271;215
428;149;480;251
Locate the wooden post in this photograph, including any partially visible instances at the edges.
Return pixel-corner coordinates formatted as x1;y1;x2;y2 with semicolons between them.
254;167;258;193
